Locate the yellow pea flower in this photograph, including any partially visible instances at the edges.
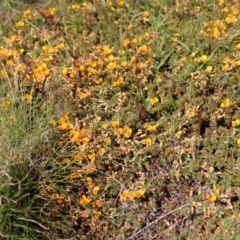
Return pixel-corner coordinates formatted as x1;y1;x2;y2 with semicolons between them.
79;195;91;205
92;186;100;195
145;137;152;146
206;194;217;202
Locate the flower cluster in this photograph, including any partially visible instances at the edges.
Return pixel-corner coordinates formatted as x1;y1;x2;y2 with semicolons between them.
120;189;145;201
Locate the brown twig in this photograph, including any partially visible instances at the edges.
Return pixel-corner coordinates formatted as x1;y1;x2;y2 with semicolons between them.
19;217;49;230
127;202;190;239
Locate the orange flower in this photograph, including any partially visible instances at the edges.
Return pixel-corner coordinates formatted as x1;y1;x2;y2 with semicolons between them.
92;186;100;195
120;191;128;201
206;194;217;202
79;195;91;205
134;189;145;198
95;199;103;207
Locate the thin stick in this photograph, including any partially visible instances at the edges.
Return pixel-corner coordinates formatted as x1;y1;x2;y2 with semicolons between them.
19;217;49;230
128;202;190;239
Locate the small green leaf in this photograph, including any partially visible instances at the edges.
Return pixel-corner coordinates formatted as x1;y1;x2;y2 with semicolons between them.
144;97;152;110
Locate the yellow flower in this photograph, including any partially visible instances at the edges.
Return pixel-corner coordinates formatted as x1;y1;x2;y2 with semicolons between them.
79;91;91;99
194;57;201;63
44;56;53;62
235;60;240;66
175;130;183;139
162;6;168;13
92;186;100;195
214;186;221;195
107;61;116;70
82;137;90;145
72;171;82;178
225;14;237;24
87;153;96;162
145;32;150;38
132;38;138;44
112;76;124;87
94;211;101;218
111;120;120;127
16;20;25;27
232;8;239;16
123;38;130;47
87;177;94;188
201;55;208;62
4;100;11;109
51;193;60;200
172;37;178;43
145;124;157;132
180;57;186;62
120;191;128;200
73;155;83;163
95;199;103;207
23;9;31;16
101;123;108;129
1;69;8;79
142;11;150;18
25;94;32;103
115;127;123;138
217;0;224;6
121;61;128;67
206;194;217;202
150;97;159;105
79;195;91;205
98;148;106;156
17;64;26;73
104;137;111;145
232;119;240;127
65;171;82;181
189;109;197;118
86;164;96;173
190;52;196;58
220;99;234;109
102;46;112;55
62;158;71;165
194;6;201;13
137;45;149;54
128;191;135;199
71;130;81;143
118;0;124;6
236;44;240;50
222;6;228;13
58;42;65;49
0;47;9;58
205;66;213;73
58;122;74;131
69;69;77;78
64;196;71;203
95;78;103;84
79;64;85;72
222;63;230;71
44;8;56;17
123;126;132;138
237;139;240;147
61;68;68;76
145;137;152;146
134;189;145;198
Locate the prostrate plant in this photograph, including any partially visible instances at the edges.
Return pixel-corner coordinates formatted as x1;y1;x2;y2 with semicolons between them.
0;0;240;239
